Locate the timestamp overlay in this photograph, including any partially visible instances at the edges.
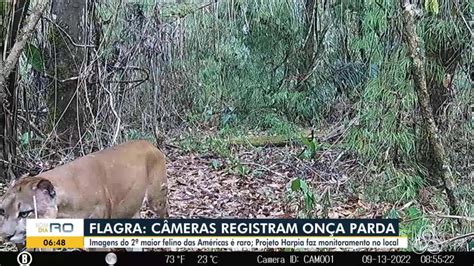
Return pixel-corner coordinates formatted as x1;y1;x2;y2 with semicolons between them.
0;252;471;266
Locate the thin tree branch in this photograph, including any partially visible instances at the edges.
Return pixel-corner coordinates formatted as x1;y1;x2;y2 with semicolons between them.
440;232;474;245
17;115;47;139
0;0;48;101
41;16;97;48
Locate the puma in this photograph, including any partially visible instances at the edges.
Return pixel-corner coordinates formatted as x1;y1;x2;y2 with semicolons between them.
0;140;168;250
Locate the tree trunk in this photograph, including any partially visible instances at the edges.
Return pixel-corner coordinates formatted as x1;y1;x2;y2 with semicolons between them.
401;2;458;215
46;0;88;146
295;0;316;91
0;0;30;181
302;0;316;73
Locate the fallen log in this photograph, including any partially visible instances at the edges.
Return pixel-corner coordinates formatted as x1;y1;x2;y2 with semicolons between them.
228;129;314;147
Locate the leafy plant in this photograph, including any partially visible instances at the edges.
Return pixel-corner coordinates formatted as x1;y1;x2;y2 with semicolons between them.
290;178;315;213
20;132;32;146
210;159;223;170
228;162;251;177
24;43;44;72
364;166;424;204
124;129;154;142
299;136;319;160
400;207;430;243
424;0;439;14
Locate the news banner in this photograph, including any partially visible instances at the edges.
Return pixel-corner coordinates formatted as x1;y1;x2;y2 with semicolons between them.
1;219;471;266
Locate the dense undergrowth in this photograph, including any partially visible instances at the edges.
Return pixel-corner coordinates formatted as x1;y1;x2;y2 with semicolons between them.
155;0;472;250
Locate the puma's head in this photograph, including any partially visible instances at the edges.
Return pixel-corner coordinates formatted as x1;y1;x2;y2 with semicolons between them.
0;176;58;246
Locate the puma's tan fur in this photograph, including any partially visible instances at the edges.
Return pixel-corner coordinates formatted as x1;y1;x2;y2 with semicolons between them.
0;140;168;250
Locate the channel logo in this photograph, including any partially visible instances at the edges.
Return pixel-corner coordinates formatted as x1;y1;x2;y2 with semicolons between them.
26;219;83;237
34;222;74;233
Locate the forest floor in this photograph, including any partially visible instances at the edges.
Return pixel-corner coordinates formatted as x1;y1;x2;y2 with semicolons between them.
163;129;394;220
0;128;396;251
1;128;472;252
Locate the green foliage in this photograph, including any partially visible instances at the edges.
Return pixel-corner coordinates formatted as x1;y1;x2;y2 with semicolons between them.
232;164;251;177
178;134;232;158
299;135;319;160
162;2;197;18
345;50;416;163
422;18;470;66
207;138;232;157
20;132;32;146
424;0;440;15
364;166;424;204
290;178;315;213
469;240;474;251
24;43;44;72
341;0;422;171
124;129;154;142
210;159;223;170
400;207;430;240
182;0;333;130
258;114;300;136
385;208;400;219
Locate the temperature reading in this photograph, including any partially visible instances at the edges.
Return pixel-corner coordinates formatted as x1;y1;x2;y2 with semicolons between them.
197;255;219;264
165;255;186;264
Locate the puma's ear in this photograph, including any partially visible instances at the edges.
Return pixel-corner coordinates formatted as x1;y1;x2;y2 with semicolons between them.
34;179;56;198
32;178;57;218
